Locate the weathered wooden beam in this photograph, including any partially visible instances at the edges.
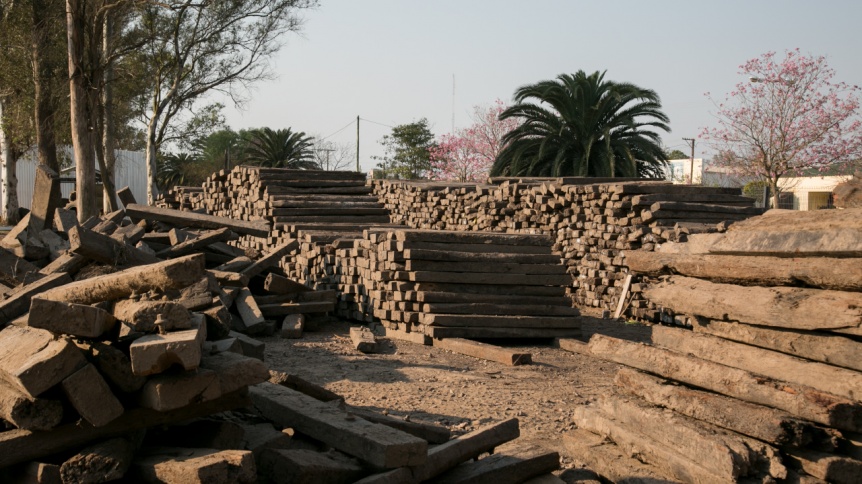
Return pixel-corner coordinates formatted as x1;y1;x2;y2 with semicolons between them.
155;227;233;258
402;249;561;264
614;368;839;450
0;378;63;430
561;429;673;483
69;226;160;267
397;291;571;307
783;447;862;483
357;418;520;483
28;298;116;338
403;260;564;275
693;318;862;373
709;228;862;257
116;186;137;208
264;272;311;294
394;229;553;246
421;314;581;328
432;338;531;366
593;393;785;480
27;165;62;235
0;246;41;287
395;271;570;286
0;326;87;397
0;272;72;326
649;201;763;215
626;251;862;291
234;288;266;332
124;203;271;237
652;325;862;402
38;254;205;305
239;239;298;279
572;404;726;483
587;334;862;432
249;382;427;469
643;276;862;333
420;303;577;317
259;449;364;483
426;326;581;339
426;444;559;484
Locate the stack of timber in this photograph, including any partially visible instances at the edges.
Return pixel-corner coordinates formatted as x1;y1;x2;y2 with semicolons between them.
561;208;862;483
187;166;390;255
154;186;204;211
354;228;581;340
372;178;762;318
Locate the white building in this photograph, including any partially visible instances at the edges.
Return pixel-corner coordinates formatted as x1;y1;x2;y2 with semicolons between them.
665;158;704;184
776;174;851;210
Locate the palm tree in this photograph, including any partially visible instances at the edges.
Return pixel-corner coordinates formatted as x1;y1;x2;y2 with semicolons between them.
490;71;670;178
243;127;318;169
155;152;196;190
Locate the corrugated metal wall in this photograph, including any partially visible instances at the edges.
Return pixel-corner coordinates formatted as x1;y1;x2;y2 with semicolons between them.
15;147;149;209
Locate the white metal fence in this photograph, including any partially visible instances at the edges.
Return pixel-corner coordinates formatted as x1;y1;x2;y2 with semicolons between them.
14;147;148;210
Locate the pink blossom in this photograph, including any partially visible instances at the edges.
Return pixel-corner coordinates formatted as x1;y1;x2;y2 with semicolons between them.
429;100;522;182
701;50;862;207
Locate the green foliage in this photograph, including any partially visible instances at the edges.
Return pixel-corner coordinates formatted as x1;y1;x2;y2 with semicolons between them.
156;152;197;190
491;71;670;179
742;179;769;199
374;119;436;179
665;149;689;160
243;127;317;169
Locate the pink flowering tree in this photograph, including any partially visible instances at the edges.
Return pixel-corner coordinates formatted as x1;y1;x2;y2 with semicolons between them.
430;100;522;182
701;49;862;208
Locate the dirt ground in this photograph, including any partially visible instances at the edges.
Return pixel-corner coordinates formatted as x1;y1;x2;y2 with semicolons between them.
260;312;653;481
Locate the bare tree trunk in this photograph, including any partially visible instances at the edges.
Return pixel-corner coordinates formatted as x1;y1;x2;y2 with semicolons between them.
66;0;95;221
145;119;158;205
0;97;19;223
770;177;781;210
31;0;59;172
101;12;118;212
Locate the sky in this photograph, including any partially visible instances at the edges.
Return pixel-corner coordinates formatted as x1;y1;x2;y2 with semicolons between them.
219;0;862;173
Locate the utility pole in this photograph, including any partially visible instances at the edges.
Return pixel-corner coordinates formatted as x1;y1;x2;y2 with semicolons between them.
317;147;334;170
682;137;696;185
356;115;360;173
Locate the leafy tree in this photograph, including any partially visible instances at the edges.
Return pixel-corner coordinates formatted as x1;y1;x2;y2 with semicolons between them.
190;128;245;168
244;127;317;169
665;149;688;160
490;71;670;178
133;0;317;204
701;49;862;208
430;100;521;182
374;119;436;179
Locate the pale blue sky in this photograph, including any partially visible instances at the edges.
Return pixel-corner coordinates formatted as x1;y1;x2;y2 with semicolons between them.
220;0;862;173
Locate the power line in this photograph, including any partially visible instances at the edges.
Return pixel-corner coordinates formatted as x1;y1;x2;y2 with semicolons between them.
320;119;356;141
359;117;394;129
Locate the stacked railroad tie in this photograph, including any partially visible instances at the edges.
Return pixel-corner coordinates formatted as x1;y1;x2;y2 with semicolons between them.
355;228;581;341
560;208;862;483
187;166;390;255
154;186;204;211
372;178;763;318
0;171;560;482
